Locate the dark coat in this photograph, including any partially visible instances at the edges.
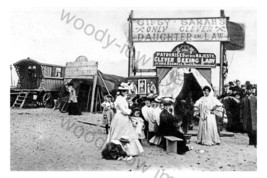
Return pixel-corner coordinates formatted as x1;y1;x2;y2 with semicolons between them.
221;96;241;130
158;109;189;154
240;95;257;132
158;109;177;136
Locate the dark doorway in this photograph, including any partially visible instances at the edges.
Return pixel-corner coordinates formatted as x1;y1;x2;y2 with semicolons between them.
27;65;37;89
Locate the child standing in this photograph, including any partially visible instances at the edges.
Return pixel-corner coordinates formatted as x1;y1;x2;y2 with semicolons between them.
101;94;115;134
130;108;146;143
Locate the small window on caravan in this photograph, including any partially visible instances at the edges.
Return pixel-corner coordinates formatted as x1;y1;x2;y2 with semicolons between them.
55;67;62;77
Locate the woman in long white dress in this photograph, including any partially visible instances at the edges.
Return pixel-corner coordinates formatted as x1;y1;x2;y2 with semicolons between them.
194;86;223;146
106;83;144;156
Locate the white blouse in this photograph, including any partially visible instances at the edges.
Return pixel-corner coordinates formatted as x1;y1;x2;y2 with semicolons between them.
114;95;131;115
194;95;223;120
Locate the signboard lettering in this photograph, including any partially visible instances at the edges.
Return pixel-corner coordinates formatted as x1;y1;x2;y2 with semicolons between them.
65;61;98;79
132;18;229;42
153;52;216;68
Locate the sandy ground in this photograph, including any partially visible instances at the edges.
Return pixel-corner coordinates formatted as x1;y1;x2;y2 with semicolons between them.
10;108;256;171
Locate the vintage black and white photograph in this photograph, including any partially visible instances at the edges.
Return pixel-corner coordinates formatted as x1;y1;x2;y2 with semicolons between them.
5;0;264;176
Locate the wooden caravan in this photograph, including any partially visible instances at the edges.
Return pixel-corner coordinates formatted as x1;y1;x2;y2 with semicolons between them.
13;57;65;91
11;57;65;108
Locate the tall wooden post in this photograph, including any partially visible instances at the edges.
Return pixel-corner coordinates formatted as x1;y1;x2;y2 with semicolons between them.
219;10;225;95
128;10;133;77
86;85;92;112
90;74;98;113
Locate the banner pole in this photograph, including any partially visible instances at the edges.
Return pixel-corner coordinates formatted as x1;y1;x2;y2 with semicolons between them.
128;10;133;77
219;10;225;95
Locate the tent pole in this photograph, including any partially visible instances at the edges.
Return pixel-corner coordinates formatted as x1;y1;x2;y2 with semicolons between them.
86;85;92;112
98;88;102;111
90;74;97;113
95;86;99;112
98;71;110;95
219;10;225;96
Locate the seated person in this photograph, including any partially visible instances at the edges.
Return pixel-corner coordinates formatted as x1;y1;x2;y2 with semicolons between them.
158;97;193;155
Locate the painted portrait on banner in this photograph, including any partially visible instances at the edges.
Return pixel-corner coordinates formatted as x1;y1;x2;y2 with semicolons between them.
138;79;146;94
159;67;185;98
147;81;157;94
129;82;138;94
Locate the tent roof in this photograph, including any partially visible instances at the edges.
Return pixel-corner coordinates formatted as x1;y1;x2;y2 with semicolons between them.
66;70;125;92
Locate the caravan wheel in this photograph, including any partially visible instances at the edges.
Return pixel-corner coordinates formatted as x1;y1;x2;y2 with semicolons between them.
43;93;54;108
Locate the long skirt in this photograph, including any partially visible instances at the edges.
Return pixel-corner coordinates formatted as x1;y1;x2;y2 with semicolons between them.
68;102;81;115
197;114;220;146
106;111;144;156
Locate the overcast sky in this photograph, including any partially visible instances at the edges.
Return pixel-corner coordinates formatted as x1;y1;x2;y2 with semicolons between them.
9;7;257;86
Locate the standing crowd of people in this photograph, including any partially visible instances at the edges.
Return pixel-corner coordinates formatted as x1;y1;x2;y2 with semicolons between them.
100;83;236;160
219;80;257;147
64;80;257;161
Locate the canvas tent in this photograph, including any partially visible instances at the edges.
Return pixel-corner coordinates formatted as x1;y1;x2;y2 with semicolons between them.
57;56;125;113
160;68;215;133
158;67;214;99
58;70;124;113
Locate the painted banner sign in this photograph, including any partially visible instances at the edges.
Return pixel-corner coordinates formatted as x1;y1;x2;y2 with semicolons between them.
65;61;98;78
132;18;229;42
153;51;216;68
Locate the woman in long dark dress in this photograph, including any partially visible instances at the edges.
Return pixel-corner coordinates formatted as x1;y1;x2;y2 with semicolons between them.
158;98;192;154
67;83;81;115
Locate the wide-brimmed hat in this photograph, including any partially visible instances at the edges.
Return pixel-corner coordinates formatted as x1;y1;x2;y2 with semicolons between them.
162;97;175;105
119;136;130;143
155;97;162;103
153;95;163;103
118;82;130;90
149;94;159;103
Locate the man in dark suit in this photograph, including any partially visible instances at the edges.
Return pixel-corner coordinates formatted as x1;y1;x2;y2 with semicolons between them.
241;84;247;98
240;84;257;147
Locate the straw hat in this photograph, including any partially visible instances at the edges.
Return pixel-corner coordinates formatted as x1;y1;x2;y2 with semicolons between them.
118;82;130;90
155;96;162;103
162;97;175;105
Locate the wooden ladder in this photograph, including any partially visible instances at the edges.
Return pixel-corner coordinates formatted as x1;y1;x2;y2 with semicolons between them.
12;91;29;108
